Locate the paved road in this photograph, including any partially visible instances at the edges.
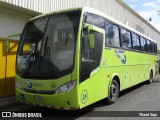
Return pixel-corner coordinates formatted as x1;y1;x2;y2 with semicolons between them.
0;75;160;120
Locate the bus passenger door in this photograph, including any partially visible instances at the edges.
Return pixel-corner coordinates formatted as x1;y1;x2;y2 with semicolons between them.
79;24;106;108
80;24;105;82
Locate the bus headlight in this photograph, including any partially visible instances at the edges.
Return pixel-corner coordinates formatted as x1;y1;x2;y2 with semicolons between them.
56;80;77;94
16;81;24;91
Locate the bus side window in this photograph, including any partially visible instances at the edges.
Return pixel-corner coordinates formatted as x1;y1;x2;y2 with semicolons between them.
152;42;155;54
147;39;152;53
152;42;157;54
121;28;132;49
140;37;147;52
153;43;157;54
144;38;147;52
105;22;120;47
85;13;105;28
132;33;141;51
156;44;157;54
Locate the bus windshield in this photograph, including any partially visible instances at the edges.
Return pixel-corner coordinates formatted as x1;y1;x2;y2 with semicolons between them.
17;11;80;78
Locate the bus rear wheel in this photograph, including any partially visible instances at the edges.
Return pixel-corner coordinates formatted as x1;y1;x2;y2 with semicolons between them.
147;71;153;84
106;79;119;104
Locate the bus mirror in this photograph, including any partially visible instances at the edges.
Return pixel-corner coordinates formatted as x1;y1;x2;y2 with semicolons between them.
87;24;93;33
83;23;93;33
83;24;95;48
88;33;95;48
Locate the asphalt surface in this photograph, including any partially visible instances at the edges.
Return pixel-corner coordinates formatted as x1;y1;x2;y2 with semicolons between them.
0;75;160;120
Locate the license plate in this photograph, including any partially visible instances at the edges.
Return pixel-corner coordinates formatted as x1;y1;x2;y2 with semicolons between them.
34;95;43;101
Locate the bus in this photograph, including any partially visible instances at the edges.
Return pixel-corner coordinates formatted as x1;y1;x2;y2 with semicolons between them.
15;7;158;110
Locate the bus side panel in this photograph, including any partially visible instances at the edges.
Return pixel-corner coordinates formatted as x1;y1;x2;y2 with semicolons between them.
152;55;157;76
140;53;157;82
78;69;109;109
102;48;131;91
154;56;159;76
145;54;151;81
124;50;136;87
78;45;158;109
123;65;134;88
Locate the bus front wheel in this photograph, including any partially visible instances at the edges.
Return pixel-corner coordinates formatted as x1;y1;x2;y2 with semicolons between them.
106;79;119;104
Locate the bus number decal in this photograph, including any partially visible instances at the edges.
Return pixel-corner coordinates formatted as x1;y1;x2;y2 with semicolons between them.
81;90;88;104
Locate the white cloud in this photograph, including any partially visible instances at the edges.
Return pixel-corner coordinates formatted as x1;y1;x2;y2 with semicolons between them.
130;0;137;1
142;2;157;8
157;0;160;3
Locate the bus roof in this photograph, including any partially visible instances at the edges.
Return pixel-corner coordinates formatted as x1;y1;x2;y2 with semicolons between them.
30;7;156;43
82;7;156;43
29;7;81;21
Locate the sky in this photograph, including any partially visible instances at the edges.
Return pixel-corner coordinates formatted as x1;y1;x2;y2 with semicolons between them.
123;0;160;31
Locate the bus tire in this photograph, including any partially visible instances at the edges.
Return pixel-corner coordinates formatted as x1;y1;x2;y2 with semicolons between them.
106;79;119;104
147;71;153;84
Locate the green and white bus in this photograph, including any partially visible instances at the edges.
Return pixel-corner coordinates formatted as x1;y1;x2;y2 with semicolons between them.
16;7;158;110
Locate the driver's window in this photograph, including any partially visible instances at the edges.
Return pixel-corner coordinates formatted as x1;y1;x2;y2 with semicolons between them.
81;29;94;62
80;28;103;82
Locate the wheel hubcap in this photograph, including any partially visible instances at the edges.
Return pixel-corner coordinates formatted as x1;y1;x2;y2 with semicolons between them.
111;84;118;99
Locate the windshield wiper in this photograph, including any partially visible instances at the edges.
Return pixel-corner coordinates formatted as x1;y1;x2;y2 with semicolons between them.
23;51;33;75
37;36;51;72
44;36;49;58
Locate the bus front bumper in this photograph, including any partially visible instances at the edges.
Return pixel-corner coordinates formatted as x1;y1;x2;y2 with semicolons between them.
16;87;79;110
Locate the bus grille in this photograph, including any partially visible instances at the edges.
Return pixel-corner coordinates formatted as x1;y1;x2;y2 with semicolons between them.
23;88;55;94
